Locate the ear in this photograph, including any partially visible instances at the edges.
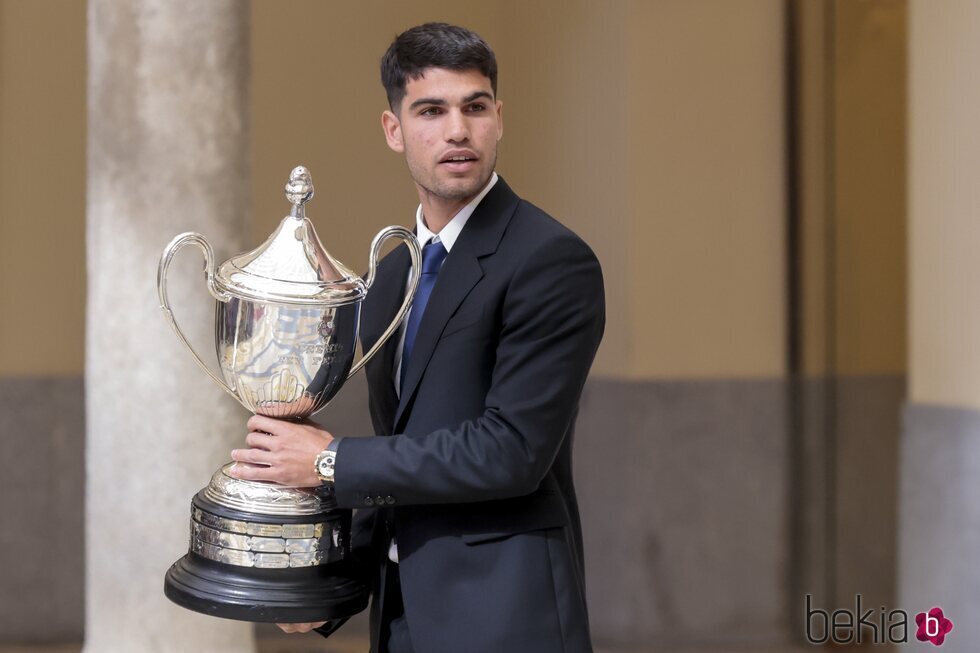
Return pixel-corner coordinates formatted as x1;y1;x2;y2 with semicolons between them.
495;100;504;141
381;110;404;153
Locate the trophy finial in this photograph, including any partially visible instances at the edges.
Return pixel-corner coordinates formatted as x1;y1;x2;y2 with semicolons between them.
285;166;314;216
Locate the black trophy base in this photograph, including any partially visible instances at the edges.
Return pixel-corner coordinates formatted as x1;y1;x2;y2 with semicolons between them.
165;552;369;623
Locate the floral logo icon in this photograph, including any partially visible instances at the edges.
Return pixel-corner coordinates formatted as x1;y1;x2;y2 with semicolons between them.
915;607;954;646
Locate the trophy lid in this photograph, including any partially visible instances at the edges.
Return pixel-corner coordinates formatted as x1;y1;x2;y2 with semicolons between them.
213;166;366;306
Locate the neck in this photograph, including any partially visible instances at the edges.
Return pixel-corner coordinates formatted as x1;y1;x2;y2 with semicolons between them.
416;188;476;234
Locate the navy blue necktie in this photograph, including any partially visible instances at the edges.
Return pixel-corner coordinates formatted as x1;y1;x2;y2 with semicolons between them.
400;239;448;393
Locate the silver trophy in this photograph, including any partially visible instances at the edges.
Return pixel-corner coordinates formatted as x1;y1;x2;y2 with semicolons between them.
157;166;421;622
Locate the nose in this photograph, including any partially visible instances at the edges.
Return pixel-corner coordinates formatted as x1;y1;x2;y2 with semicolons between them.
444;108;470;143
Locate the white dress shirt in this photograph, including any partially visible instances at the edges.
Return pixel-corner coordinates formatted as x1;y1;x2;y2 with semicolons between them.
388;171;498;564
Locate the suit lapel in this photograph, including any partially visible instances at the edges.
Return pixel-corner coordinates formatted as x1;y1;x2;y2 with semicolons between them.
393;178;521;430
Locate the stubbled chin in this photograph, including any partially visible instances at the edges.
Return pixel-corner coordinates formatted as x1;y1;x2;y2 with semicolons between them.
428;177;485;201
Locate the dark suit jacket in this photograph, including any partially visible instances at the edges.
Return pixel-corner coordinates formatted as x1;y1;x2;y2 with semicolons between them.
331;178;605;653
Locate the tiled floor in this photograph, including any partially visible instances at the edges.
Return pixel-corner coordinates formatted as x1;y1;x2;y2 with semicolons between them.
256;632;818;653
0;640;819;653
0;616;823;653
0;638;368;653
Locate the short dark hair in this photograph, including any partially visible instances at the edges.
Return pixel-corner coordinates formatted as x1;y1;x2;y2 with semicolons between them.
380;22;497;110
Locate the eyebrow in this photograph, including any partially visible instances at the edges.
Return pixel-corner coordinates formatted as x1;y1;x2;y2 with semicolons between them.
408;91;494;112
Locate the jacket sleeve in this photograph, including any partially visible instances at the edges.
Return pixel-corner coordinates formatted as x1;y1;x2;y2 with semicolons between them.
332;234;605;507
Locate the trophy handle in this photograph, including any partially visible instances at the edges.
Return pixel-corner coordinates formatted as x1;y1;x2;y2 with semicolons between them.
157;232;248;410
347;225;422;378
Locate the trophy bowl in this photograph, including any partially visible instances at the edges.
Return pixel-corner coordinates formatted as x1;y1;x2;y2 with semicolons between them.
214;295;359;419
157;166;421;622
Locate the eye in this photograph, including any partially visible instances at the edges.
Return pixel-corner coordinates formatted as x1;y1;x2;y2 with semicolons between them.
420;106;443;117
466;103;487;112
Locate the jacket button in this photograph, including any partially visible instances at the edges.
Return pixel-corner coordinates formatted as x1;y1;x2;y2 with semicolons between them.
363;496;374;506
385;496;396;505
375;495;385;505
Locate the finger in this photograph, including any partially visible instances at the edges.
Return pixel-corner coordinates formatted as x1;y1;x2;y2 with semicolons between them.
276;621;326;633
245;431;276;450
296;621;327;632
228;462;278;483
247;414;288;435
230;448;273;465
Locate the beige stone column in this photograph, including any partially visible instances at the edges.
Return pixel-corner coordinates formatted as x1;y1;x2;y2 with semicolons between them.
85;1;254;651
901;1;980;651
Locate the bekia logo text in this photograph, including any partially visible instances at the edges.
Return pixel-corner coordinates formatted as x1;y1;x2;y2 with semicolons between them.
806;594;954;646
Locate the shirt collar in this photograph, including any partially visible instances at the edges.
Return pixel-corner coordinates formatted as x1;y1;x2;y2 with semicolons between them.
414;172;498;252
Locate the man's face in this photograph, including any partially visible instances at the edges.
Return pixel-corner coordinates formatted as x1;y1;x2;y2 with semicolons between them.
382;68;503;203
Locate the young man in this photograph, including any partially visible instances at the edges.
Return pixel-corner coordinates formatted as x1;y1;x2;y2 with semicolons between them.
229;23;604;653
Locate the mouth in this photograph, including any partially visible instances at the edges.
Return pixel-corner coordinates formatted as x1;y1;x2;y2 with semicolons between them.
439;151;479;173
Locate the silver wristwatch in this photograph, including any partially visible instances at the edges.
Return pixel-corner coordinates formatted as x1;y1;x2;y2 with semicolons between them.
314;440;339;485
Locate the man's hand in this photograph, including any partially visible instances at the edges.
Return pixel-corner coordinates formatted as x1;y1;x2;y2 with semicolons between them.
276;621;327;633
227;414;333;487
